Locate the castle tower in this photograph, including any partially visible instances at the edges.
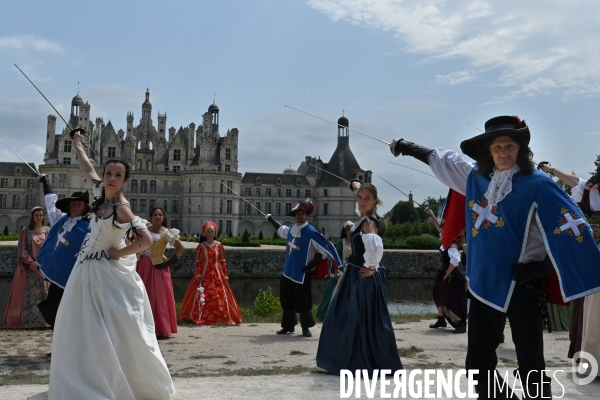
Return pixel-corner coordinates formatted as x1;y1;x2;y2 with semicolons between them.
127;112;134;137
158;112;167;139
208;101;219;136
142;89;152;121
45;115;56;159
69;92;83;129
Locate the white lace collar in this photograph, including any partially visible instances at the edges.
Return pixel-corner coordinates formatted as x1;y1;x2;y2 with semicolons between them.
484;163;520;207
290;221;308;238
61;216;83;234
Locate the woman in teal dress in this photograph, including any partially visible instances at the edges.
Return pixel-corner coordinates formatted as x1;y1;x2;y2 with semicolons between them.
316;221;353;320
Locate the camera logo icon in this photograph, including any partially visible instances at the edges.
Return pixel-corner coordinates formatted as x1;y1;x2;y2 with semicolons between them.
572;351;598;386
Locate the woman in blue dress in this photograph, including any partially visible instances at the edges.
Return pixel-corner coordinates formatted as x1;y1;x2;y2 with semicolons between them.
316;182;402;374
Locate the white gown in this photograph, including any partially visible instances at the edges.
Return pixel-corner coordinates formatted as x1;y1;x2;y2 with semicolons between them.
49;205;175;400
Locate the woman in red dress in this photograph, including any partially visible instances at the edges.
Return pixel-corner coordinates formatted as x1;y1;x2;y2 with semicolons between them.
2;206;49;329
136;207;184;338
180;221;242;325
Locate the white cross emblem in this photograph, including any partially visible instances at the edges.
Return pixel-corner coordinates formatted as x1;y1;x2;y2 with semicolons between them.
57;229;67;244
472;203;498;229
288;238;297;253
559;213;586;236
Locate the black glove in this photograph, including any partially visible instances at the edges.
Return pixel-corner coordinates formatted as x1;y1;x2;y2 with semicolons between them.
302;253;324;273
37;174;54;195
389;139;433;165
155;254;179;270
511;256;554;285
266;214;282;230
536;161;550;171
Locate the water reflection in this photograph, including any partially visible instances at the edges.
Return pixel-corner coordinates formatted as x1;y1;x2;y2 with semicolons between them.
0;277;436;318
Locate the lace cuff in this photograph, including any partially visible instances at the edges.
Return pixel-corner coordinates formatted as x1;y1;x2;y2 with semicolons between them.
166;228;181;245
362;233;383;269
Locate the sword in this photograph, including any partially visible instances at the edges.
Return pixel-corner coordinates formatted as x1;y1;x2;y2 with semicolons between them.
220;181;265;216
377;175;427;209
0;137;40;175
284;105;391;145
388;161;436;178
309;163;351;184
14;64;90;147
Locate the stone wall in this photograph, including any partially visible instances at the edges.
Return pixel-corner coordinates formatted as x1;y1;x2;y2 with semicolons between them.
0;246;442;279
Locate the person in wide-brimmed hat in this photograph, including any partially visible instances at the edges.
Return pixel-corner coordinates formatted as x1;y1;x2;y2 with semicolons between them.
265;199;341;338
388;115;600;398
35;175;92;335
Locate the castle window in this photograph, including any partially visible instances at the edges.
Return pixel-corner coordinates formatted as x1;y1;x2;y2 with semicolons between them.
63;158;71;165
58;175;67;188
305;190;311;198
245;203;250;215
276;188;281;197
217;166;221;172
130;199;137;212
173;181;181;194
12;194;20;209
150;180;157;193
163;181;169;193
265;202;272;214
324;189;328;197
227;181;233;194
226;220;232;235
255;202;261;215
265;188;271;196
172;200;179;213
149;199;156;209
1;178;7;188
220;180;224;194
27;179;34;188
173;149;181;161
173;166;180;172
64;140;72;153
255;188;260;196
276;203;281;216
140;199;147;213
14;179;21;188
225;148;231;160
108;147;116;158
25;194;34;209
296;189;300;198
220;199;224;214
137;160;142;170
285;203;292;215
130;179;138;192
245;187;251;196
147;160;152;171
225;165;231;172
140;180;148;193
324;203;328;216
227;199;232;214
0;194;6;208
285;189;292;197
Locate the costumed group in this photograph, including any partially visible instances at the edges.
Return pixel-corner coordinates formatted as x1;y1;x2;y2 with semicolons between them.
1;115;600;399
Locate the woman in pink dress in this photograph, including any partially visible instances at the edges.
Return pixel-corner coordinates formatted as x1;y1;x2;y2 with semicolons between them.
180;221;242;325
136;207;184;338
2;206;50;329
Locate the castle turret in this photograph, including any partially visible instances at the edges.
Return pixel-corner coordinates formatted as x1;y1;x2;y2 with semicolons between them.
46;115;56;159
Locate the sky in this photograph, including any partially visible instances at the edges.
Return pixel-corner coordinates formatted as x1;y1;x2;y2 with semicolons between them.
2;0;600;214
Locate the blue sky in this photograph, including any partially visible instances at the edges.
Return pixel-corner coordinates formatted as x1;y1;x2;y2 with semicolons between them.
2;1;600;214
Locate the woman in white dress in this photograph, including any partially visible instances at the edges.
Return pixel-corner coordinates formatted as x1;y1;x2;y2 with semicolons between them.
49;130;175;400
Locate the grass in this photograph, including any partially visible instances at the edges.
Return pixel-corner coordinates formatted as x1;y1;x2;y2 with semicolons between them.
170;365;319;378
397;346;425;358
390;312;438;324
188;354;227;360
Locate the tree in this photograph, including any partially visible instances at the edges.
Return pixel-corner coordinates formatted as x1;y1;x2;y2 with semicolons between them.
242;229;250;243
389;201;419;224
272;230;279;240
2;225;8;235
258;231;264;240
589;154;600;185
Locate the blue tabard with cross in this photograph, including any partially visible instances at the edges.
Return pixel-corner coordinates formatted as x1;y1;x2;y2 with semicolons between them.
466;167;600;312
283;223;342;284
38;214;90;288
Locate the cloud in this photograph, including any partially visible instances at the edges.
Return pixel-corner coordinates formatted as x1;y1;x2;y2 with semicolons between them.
307;0;600;102
0;35;64;54
436;71;477;85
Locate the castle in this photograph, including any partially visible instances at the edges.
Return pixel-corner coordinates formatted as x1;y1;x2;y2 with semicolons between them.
0;90;370;238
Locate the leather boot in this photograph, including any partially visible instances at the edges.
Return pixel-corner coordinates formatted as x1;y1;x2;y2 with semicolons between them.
276;327;294;334
453;319;466;334
429;316;447;329
302;328;312;337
